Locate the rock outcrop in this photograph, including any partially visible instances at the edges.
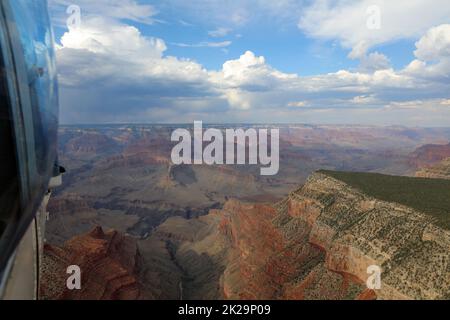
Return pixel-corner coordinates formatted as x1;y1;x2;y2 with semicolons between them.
224;173;450;299
42;172;450;300
157;172;449;300
415;157;450;180
63;132;119;155
409;142;450;168
40;226;152;300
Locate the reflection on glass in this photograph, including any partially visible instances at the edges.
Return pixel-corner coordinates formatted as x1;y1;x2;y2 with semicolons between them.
9;0;58;174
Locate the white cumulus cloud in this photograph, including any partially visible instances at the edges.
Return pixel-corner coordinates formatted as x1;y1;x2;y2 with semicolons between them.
49;0;159;25
49;1;450;125
298;0;450;58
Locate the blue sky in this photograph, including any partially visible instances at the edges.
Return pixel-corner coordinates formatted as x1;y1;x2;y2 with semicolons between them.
131;6;416;75
51;0;417;74
48;0;450;125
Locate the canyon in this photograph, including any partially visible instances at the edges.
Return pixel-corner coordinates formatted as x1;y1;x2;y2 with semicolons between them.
41;125;450;299
171;121;280;175
133;171;449;300
416;157;450;180
41;170;450;299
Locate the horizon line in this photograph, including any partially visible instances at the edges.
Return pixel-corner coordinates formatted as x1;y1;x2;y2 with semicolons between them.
59;122;450;129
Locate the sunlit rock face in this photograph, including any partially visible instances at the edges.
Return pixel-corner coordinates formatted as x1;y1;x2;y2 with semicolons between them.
40;226;152;300
42;171;450;300
139;172;448;300
416;157;450;180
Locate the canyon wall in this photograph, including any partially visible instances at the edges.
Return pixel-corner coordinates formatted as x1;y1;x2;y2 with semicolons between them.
415;157;450;180
40;226;152;300
42;172;450;300
173;172;449;300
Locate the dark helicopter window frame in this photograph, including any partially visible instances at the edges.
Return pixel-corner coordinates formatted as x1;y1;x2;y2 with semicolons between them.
0;0;59;275
0;1;24;278
0;13;20;257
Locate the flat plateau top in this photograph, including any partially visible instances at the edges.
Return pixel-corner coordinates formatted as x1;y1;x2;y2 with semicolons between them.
319;170;450;230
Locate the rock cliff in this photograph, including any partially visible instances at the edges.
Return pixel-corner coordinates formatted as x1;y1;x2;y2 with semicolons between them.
409;143;450;169
42;172;450;300
40;226;152;300
415;157;450;180
162;172;449;300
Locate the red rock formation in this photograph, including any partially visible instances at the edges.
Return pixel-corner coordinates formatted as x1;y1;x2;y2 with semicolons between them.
64;132;118;155
357;289;377;300
93;134;173;170
40;226;151;300
408;142;450;168
217;199;367;300
100;152;170;170
287;198;321;224
209;172;450;300
47;193;93;216
415;157;450;179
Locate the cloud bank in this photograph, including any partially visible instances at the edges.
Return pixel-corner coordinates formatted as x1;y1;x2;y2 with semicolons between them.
51;1;450;126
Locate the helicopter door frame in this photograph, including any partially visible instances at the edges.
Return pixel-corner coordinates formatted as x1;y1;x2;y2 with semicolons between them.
0;0;56;283
0;1;40;296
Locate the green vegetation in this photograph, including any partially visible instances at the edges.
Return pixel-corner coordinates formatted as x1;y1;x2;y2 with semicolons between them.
318;170;450;230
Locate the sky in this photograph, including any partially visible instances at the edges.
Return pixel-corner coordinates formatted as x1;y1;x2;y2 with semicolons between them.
47;0;450;126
